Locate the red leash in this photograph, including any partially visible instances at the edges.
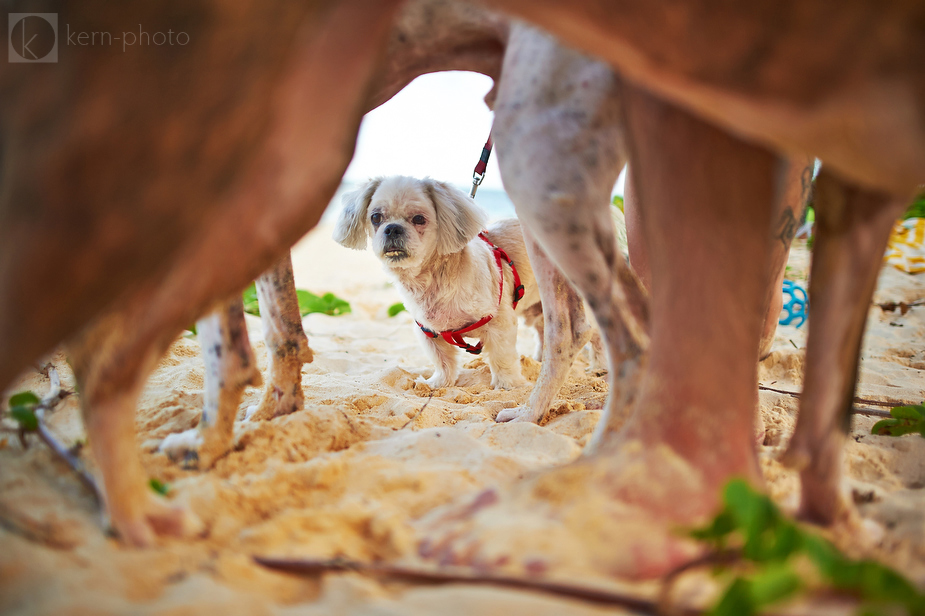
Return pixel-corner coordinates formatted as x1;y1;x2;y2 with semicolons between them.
417;233;525;355
469;133;493;199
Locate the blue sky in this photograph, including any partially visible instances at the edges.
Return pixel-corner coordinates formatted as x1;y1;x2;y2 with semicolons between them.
344;71;626;196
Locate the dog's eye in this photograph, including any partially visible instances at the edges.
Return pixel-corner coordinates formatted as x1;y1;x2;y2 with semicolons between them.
370;213;382;226
412;215;426;225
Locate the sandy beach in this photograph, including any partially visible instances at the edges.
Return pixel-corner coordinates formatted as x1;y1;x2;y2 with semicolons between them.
1;222;924;615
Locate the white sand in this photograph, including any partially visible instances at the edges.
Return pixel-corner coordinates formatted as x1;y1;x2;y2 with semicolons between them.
1;227;923;615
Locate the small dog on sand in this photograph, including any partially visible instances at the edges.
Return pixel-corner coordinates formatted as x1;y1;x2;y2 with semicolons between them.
334;176;544;390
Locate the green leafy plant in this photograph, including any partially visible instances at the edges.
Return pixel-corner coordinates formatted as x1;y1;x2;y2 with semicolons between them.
242;283;351;317
804;205;815;225
690;479;925;616
388;302;406;317
296;290;351;317
903;190;925;220
242;283;261;315
7;391;39;431
148;478;170;496
871;403;925;438
612;194;625;213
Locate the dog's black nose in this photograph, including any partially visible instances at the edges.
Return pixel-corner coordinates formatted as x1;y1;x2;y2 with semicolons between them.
383;223;404;238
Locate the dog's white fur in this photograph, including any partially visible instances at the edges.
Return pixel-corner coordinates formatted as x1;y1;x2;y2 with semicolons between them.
334;176;543;390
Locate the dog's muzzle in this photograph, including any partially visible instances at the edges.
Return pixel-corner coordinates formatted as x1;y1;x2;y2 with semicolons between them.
382;225;409;260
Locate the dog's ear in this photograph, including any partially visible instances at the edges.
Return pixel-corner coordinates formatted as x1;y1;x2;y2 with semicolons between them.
423;179;488;255
333;178;383;250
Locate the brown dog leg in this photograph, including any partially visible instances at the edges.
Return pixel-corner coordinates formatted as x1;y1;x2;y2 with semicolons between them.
161;297;262;468
610;82;778;505
11;0;404;545
69;312;203;546
626;158;813;362
246;254;313;421
782;170;908;525
758;159;815;359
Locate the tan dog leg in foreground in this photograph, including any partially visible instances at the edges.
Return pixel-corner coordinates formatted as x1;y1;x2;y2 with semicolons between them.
68;311;205;546
247;254;314;421
161;297;262;468
162;253;312;466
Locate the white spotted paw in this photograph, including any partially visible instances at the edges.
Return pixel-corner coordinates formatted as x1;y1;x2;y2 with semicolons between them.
160;429;205;469
495;405;544;424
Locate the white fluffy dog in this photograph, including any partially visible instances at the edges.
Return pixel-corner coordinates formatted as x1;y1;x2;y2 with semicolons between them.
333;176;543;390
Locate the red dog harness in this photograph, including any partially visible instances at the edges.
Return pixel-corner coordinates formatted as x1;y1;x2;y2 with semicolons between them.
417;232;525;355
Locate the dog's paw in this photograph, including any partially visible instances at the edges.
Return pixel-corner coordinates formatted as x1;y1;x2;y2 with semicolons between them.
417;372;452;389
490;373;528;391
110;492;205;547
495;405;544;423
160;429;203;469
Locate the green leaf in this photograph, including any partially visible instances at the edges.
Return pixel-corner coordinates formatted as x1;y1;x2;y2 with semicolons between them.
804;205;815;225
889;405;925;420
10;406;38;431
873;420;923;437
296;290;351;317
709;578;755;616
697;480;925;616
748;563;802;606
902;191;925;220
242;282;260;316
690;509;737;544
9;391;40;407
244;283;351;318
149;478;170;496
871;418;895;435
871;404;925;437
709;566;801;616
720;479;798;562
611;195;625;213
388;302;406;317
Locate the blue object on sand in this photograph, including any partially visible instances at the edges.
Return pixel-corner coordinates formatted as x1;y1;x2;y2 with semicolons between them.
779;279;808;327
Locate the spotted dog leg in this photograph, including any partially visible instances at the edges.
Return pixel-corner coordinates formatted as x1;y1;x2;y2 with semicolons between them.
782;170;908;524
496;228;592;422
246;253;313;421
161;297;262;468
493;25;648;431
